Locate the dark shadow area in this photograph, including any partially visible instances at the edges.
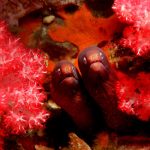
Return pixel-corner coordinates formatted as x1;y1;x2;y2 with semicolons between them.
85;0;114;17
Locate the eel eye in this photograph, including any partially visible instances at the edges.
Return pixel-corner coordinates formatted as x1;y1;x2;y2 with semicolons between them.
83;56;87;65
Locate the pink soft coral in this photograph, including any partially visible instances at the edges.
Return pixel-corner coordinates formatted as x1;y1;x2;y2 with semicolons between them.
0;21;50;134
116;72;150;121
112;0;150;56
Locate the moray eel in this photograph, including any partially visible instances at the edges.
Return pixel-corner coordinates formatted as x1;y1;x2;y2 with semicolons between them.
51;46;137;133
50;60;95;132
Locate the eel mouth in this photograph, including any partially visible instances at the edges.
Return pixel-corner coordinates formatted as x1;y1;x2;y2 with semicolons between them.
59;76;79;90
88;61;109;81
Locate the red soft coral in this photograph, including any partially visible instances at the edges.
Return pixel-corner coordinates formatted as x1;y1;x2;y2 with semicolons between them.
120;26;150;56
112;0;150;56
0;21;50;134
116;72;150;121
112;0;150;28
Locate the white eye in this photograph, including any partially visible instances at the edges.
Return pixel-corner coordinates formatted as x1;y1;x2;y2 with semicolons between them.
56;68;61;75
83;57;87;65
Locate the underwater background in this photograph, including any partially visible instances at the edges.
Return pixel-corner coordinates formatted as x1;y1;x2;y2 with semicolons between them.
0;0;150;149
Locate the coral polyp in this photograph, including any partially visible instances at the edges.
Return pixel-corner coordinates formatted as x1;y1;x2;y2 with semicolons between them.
0;21;50;134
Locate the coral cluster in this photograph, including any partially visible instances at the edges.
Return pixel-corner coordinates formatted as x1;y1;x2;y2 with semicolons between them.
112;0;150;121
116;72;150;121
0;21;49;136
112;0;150;56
